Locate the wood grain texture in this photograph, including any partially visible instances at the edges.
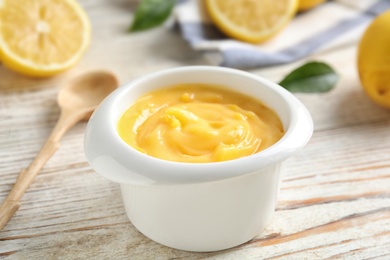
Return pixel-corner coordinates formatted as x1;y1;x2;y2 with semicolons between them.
1;0;390;259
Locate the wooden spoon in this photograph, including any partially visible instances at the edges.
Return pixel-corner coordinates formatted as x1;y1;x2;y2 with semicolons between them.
0;71;119;230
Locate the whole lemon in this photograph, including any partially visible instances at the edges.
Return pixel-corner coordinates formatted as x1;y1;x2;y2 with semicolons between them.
357;10;390;109
298;0;326;11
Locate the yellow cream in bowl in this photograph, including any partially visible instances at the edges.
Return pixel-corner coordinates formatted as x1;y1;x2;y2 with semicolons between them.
117;84;284;163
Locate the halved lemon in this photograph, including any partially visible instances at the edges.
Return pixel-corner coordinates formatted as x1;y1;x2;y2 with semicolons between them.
0;0;91;77
298;0;326;11
205;0;298;44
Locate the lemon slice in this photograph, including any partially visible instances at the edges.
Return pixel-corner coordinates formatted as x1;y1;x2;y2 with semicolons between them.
205;0;298;44
0;0;91;77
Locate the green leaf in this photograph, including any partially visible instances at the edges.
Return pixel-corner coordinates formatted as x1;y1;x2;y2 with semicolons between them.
279;61;339;93
129;0;175;32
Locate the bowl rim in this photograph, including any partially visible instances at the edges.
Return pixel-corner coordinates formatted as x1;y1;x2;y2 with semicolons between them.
84;66;313;185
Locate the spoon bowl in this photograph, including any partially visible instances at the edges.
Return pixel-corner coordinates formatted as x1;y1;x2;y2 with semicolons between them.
58;71;118;117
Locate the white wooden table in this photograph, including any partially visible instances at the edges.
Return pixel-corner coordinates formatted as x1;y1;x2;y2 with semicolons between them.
1;0;390;259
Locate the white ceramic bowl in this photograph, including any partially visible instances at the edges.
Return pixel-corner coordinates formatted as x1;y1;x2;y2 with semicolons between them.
84;66;313;252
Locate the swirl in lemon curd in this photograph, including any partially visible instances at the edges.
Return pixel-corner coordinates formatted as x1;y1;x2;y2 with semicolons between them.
117;84;284;163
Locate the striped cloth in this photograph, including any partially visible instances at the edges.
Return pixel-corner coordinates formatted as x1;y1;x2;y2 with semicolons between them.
175;0;390;69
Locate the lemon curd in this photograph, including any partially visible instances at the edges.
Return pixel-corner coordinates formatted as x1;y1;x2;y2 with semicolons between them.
117;84;284;163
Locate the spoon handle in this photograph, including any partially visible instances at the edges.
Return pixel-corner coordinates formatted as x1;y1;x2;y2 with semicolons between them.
0;111;81;230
